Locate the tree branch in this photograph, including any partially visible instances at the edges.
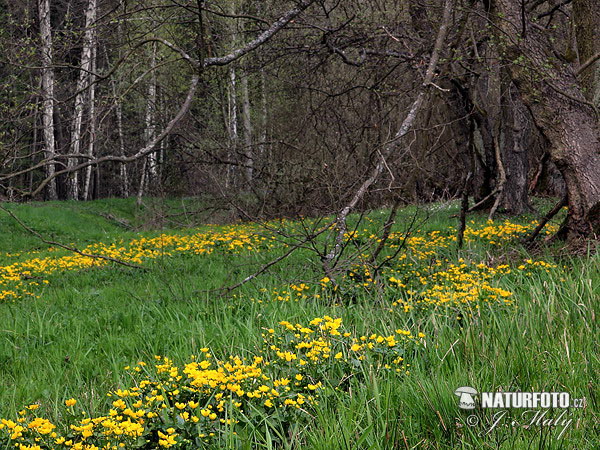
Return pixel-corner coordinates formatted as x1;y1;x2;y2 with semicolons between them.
25;75;200;197
577;52;600;76
203;0;317;67
322;0;455;269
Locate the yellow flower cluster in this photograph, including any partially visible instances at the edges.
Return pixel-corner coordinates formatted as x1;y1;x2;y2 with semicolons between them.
328;221;560;313
0;216;560;310
464;220;558;245
0;224;268;303
0;317;424;449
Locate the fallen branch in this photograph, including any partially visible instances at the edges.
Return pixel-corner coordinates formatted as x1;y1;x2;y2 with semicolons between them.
522;195;567;245
457;172;472;249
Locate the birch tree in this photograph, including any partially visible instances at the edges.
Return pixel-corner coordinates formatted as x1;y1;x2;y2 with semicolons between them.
67;0;97;200
38;0;58;200
241;70;253;184
82;38;97;201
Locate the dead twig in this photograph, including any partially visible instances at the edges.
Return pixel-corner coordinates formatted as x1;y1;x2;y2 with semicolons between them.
522;195;567;245
215;223;334;294
457;172;472;249
370;196;404;263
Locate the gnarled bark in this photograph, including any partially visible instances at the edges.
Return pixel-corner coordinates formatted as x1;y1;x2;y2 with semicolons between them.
492;0;600;241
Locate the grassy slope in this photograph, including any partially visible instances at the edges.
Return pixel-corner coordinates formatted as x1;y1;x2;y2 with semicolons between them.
0;198;597;449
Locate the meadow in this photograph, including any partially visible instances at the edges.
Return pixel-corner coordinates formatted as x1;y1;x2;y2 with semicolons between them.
0;199;597;449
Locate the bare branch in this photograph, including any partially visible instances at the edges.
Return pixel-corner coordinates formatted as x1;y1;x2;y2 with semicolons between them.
25;75;200;197
323;0;455;269
577;51;600;76
203;0;317;67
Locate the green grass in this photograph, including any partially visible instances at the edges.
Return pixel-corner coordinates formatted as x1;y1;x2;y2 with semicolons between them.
0;198;597;449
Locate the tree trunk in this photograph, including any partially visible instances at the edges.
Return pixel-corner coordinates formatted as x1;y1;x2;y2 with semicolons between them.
68;0;96;200
493;0;600;241
573;0;600;107
83;34;97;201
227;66;238;188
259;68;268;158
38;0;58;200
144;41;159;185
241;71;253;184
137;159;147;206
111;23;129;198
499;79;530;215
114;87;129;197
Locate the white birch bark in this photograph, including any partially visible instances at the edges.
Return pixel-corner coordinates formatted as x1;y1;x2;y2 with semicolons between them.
38;0;58;200
136;159;147;206
115;98;129;197
68;0;97;200
226;66;238;188
241;72;253;183
138;41;158;199
145;42;158;181
83;41;97;200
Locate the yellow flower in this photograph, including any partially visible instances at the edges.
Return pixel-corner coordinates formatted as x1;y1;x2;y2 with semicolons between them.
65;399;77;407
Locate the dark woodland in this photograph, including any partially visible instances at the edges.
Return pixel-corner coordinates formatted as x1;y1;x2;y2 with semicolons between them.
1;0;599;242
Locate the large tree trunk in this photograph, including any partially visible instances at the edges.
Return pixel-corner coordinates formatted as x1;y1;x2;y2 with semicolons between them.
493;0;600;241
573;0;600;107
499;79;530;215
38;0;58;200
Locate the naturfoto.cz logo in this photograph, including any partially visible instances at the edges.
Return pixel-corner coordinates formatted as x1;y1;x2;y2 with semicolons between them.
454;386;586;439
454;387;584;410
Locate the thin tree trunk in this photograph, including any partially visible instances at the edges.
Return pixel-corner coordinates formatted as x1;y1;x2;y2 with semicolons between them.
259;68;268;158
111;23;129;198
241;71;253;184
227;66;238;188
114;87;129;197
38;0;58;200
137;159;147;206
68;0;96;200
145;41;158;185
83;39;97;200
